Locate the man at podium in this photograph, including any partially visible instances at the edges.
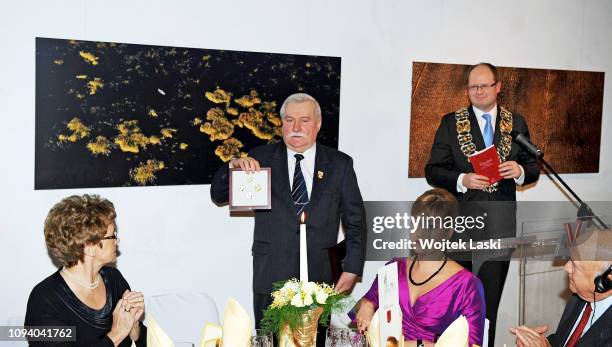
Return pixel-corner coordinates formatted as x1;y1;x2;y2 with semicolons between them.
425;62;540;343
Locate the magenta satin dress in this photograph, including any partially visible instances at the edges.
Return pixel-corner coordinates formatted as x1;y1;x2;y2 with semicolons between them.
362;258;486;345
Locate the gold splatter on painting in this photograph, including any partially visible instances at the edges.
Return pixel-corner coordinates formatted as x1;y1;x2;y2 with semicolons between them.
130;159;165;185
87;136;112;156
237;108;280;140
149;136;161;145
205;88;232;105
160;128;177;138
234;90;261;108
114;120;151;153
226;107;239;116
215;138;246;162
53;59;64;65
87;78;104;95
76;75;88;79
261;101;281;127
199;107;234;141
179;143;188;150
79;51;99;65
58;117;90;143
148;109;158;118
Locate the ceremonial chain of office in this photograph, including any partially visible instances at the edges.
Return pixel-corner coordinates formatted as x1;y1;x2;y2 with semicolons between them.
455;106;514;193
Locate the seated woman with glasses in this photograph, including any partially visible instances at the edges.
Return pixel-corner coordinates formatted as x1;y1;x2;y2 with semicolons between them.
354;189;486;346
25;195;146;347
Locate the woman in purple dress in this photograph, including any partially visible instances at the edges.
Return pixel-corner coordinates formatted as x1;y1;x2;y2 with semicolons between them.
355;189;486;346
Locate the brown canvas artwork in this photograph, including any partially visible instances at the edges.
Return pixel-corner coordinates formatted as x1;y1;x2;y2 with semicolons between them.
409;62;605;178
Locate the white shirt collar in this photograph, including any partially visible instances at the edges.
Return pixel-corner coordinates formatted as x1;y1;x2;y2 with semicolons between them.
287;143;317;197
591;293;612;322
472;104;498;119
287;143;316;159
472;104;498;134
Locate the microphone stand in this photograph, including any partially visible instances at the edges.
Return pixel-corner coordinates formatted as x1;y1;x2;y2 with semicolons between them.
537;156;609;229
517;136;608;326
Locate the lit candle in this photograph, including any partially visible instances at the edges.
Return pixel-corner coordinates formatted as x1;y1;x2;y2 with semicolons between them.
299;212;308;282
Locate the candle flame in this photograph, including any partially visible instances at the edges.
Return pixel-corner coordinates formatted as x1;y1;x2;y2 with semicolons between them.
300;211;306;224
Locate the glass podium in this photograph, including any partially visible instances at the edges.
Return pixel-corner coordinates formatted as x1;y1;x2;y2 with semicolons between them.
518;215;611;331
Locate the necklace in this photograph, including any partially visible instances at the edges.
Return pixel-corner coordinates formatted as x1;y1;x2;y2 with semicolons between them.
409;255;448;286
61;267;100;290
454;106;514;193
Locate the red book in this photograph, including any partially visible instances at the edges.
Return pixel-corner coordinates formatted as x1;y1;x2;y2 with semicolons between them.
469;145;502;185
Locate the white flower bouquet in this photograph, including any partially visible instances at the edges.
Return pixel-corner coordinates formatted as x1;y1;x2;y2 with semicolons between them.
260;278;347;336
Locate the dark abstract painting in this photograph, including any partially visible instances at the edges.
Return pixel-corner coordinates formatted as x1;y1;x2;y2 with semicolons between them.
35;37;341;189
409;62;604;178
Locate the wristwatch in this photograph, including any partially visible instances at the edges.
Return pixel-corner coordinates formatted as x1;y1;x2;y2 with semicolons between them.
416;339;425;347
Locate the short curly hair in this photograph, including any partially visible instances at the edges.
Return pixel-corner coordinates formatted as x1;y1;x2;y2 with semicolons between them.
44;194;116;268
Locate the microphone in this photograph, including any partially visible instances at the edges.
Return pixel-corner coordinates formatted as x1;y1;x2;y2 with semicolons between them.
511;130;544;158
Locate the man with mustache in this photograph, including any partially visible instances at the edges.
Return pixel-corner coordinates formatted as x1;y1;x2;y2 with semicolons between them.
211;93;366;328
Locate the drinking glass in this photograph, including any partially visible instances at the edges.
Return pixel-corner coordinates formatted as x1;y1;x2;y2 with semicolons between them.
251;329;273;347
325;327;367;347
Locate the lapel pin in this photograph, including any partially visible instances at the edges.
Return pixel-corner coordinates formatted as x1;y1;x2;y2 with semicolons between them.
317;170;324;180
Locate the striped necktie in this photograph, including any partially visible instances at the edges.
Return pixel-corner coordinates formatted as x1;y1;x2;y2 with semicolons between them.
291;154;309;215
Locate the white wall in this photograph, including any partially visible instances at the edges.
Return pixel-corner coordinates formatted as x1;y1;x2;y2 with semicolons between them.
1;0;611;345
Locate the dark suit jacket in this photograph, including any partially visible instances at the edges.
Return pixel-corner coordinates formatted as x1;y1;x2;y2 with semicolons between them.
548;294;612;347
211;142;366;294
425;105;539;202
425;106;540;239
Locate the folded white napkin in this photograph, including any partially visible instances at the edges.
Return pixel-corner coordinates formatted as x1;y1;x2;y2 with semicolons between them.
435;315;469;347
214;297;252;347
147;313;176;347
367;310;380;347
368;311;469;347
199;322;222;347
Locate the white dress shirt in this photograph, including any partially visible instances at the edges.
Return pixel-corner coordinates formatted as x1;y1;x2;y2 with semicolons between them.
456;104;525;193
287;144;316;199
472;105;498;136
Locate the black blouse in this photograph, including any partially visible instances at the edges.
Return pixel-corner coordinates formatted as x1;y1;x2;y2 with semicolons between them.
25;266;146;347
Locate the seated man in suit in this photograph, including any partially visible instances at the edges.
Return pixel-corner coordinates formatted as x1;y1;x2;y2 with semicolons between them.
510;229;612;347
210;92;367;327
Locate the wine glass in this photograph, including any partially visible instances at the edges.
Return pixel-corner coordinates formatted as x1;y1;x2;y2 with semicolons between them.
251;329;273;347
325;327;367;346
